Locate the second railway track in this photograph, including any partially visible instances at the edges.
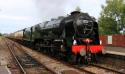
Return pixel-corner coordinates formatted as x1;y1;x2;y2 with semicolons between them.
90;64;125;74
37;48;125;74
4;38;53;74
5;39;26;74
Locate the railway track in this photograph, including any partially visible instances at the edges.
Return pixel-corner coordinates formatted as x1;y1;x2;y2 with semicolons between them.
41;51;124;74
8;38;97;74
96;54;125;74
5;39;26;74
30;44;124;74
6;38;125;74
90;64;125;74
32;48;125;74
4;38;53;74
39;51;95;74
5;38;94;74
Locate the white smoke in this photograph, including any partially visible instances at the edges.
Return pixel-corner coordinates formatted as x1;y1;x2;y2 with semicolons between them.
34;0;73;21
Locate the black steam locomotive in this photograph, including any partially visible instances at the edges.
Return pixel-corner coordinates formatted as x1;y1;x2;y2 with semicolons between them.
11;11;103;64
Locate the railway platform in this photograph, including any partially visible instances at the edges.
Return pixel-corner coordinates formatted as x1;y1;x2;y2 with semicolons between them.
0;37;11;74
105;46;125;56
0;66;11;74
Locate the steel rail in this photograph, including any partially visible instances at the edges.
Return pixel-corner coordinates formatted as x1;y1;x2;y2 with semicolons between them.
8;39;57;74
91;64;125;74
4;39;27;74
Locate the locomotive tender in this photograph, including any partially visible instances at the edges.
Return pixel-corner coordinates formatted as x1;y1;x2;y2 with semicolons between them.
11;11;103;64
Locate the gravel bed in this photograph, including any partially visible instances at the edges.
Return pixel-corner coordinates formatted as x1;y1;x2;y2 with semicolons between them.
96;55;125;73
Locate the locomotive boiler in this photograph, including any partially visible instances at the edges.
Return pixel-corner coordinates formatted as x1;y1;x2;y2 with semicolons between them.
12;11;103;64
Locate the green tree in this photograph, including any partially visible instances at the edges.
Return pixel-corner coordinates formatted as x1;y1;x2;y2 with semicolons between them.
98;0;125;35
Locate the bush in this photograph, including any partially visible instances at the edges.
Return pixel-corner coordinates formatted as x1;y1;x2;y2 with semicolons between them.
0;33;2;36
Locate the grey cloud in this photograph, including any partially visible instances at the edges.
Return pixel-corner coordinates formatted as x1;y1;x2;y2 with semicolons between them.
34;0;73;21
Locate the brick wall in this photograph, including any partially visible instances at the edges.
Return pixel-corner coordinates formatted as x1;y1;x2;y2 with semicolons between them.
99;35;107;45
99;35;125;47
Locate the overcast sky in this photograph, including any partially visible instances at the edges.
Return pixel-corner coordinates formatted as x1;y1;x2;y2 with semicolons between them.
0;0;105;34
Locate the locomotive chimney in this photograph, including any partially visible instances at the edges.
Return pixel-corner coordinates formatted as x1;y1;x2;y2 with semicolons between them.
70;11;80;15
